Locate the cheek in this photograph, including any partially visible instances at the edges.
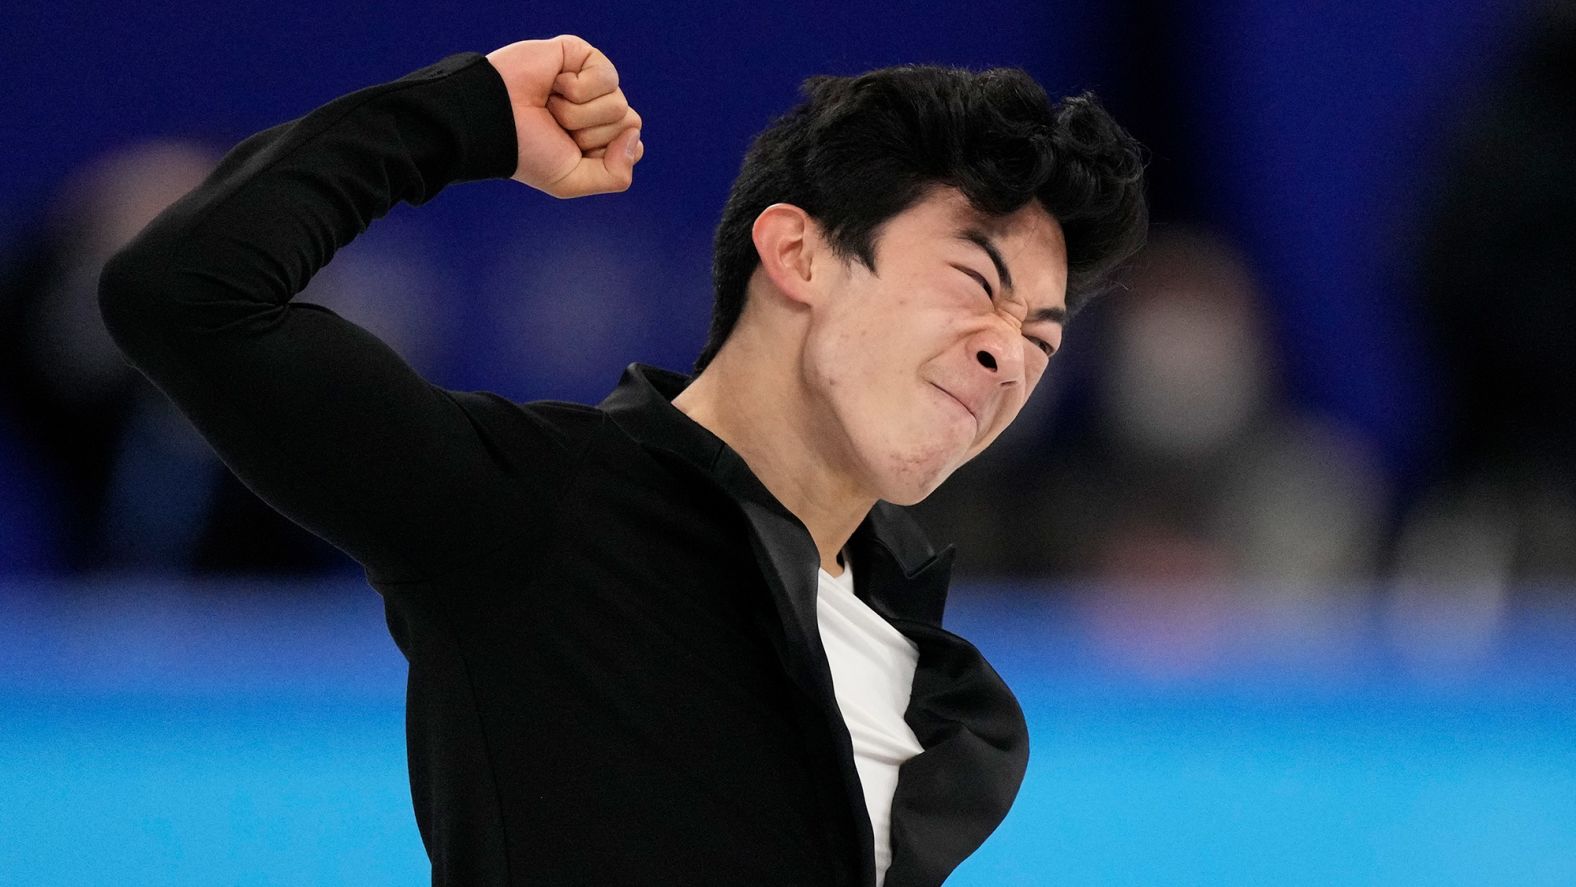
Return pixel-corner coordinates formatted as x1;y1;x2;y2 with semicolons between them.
821;317;920;386
1025;356;1050;388
806;328;880;397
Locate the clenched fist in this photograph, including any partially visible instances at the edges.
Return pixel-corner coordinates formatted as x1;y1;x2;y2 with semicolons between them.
485;35;645;198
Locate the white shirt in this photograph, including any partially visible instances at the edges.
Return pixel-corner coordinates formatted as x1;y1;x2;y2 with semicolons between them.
817;556;925;886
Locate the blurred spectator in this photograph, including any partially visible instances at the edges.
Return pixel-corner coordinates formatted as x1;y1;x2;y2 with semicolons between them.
0;140;449;577
1402;4;1576;588
917;226;1389;586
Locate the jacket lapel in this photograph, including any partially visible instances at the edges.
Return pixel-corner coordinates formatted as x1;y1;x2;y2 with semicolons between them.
852;509;1030;887
880;618;1029;887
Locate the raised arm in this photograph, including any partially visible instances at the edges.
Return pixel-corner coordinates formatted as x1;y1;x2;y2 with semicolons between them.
98;37;644;584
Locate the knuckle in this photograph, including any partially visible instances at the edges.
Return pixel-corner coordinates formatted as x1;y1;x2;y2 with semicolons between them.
552;79;583;103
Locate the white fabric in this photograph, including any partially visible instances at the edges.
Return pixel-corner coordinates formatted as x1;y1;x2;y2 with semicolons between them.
817;556;925;886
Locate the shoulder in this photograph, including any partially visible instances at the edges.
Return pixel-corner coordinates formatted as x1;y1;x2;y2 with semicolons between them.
442;389;611;473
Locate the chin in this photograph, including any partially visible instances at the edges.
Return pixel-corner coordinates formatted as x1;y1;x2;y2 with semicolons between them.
876;451;965;506
884;487;935;507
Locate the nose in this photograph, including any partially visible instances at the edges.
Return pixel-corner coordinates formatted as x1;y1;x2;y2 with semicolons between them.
969;323;1024;385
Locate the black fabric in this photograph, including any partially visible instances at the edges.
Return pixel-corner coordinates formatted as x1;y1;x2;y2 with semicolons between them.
99;51;1028;886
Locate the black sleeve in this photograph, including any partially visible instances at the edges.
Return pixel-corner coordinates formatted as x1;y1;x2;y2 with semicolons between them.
98;52;529;584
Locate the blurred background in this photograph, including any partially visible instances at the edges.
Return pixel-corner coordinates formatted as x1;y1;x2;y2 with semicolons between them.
2;0;1573;884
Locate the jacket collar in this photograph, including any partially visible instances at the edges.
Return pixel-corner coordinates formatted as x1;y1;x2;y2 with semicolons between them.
598;363;954;626
600;363;1027;887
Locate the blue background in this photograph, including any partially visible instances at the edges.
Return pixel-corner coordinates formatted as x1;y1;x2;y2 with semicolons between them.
4;1;1571;883
3;581;1574;885
0;0;1534;478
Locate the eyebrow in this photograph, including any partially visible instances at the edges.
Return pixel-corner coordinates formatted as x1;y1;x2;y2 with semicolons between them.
956;227;1066;326
1029;304;1067;326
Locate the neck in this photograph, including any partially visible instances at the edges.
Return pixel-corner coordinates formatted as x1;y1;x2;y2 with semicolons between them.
674;343;873;577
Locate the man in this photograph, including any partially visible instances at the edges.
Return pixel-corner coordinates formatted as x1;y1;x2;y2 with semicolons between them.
99;34;1146;887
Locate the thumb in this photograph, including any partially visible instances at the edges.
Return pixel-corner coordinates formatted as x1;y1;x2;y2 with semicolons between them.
608;126;644;181
550;125;643;197
588;126;644;194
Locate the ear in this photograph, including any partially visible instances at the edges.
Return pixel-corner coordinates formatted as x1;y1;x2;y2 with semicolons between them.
751;203;826;307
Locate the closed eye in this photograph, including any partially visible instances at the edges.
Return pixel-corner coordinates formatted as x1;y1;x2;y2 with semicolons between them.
955;265;994;299
955;263;1053;357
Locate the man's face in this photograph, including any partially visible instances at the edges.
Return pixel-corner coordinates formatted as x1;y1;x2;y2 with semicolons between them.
801;186;1069;505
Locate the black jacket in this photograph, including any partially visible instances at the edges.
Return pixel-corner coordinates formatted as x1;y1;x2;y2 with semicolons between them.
98;51;1028;886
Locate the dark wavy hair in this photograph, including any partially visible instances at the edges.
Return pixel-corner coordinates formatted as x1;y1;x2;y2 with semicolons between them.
695;63;1148;373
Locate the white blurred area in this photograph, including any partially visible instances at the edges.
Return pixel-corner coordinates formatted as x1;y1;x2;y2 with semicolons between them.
920;226;1389;585
1093;228;1389;585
